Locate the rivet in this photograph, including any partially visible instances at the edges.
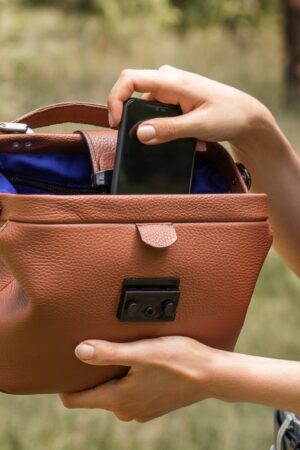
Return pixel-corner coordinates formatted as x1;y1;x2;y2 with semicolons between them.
25;141;33;149
12;142;20;150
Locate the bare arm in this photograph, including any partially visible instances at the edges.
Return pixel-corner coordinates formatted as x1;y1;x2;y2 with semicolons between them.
231;119;300;275
212;349;300;415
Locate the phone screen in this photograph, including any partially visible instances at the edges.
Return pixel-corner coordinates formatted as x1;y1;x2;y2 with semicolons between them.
111;98;196;194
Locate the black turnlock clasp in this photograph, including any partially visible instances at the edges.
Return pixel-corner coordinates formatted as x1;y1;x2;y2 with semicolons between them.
117;278;180;322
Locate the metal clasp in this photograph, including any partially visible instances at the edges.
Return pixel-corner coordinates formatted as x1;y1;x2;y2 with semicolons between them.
0;122;34;134
117;278;180;322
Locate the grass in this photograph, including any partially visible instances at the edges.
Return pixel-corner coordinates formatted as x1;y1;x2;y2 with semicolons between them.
0;4;299;450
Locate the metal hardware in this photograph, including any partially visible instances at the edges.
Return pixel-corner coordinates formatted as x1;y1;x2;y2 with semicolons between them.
236;163;252;190
117;278;180;322
91;170;113;188
0;122;34;134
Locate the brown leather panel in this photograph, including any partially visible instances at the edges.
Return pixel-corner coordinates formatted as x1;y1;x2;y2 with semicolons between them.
77;130;116;172
14;102;110;129
0;220;272;394
0;260;14;292
136;223;178;248
0;193;269;224
0;133;84;154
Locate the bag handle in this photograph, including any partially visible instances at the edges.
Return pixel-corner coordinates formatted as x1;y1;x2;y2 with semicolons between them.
14;102;110;129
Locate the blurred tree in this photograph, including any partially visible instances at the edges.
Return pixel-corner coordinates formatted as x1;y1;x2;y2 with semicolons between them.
282;0;300;105
170;0;279;31
18;0;279;23
17;0;104;12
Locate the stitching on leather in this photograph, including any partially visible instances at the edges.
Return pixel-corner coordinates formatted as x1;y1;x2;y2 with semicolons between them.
3;219;270;226
0;278;15;293
0;221;9;233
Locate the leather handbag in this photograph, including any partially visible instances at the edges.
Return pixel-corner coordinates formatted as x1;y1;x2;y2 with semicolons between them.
0;102;273;394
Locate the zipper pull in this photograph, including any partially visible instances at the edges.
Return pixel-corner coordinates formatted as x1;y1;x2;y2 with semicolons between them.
91;170;113;190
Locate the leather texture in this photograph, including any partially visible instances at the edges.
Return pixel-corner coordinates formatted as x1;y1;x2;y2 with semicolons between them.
0;102;273;394
14;102;110;129
136;223;178;248
77;129;116;172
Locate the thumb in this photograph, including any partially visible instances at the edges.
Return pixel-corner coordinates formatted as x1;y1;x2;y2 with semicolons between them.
136;109;201;145
74;339;153;367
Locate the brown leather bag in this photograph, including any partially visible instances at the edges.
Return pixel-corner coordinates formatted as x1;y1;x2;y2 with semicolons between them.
0;102;273;394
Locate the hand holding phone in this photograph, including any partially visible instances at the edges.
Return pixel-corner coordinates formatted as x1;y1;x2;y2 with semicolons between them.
110;98;196;195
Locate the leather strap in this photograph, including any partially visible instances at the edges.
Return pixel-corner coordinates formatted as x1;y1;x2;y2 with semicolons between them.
77;130;116;173
14;102;110;129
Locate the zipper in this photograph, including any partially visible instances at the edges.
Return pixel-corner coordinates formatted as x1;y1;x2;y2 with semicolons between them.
1;172;107;195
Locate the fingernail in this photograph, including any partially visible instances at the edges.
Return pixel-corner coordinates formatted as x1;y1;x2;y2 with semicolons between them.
137;125;156;142
75;343;94;360
108;111;113;128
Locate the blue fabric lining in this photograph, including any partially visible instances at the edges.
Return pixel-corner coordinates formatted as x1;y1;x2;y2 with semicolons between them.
0;150;229;195
191;152;228;194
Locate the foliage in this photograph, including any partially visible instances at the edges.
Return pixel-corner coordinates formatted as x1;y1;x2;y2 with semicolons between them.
171;0;280;31
16;0;180;26
17;0;280;31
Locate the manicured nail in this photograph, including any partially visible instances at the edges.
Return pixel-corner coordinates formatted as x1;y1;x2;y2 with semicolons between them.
75;343;94;360
108;111;113;128
137;125;156;142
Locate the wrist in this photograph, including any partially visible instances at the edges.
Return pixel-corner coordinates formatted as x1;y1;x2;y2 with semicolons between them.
198;349;247;404
231;103;284;157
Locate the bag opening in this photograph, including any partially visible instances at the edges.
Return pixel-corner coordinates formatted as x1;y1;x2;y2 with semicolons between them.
0;150;229;195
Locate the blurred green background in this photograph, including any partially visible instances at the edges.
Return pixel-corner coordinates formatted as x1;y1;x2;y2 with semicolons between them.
0;1;299;449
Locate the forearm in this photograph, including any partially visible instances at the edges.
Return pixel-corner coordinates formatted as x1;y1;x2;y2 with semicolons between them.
206;351;300;415
231;111;300;275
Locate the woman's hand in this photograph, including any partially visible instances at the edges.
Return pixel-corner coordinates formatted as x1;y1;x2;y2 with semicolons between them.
109;65;300;275
60;337;300;421
107;65;275;149
60;336;220;422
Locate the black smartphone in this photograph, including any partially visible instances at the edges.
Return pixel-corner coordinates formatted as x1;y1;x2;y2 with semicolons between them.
110;98;196;194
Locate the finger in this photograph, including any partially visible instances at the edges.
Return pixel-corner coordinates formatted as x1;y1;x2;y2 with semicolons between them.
136;108;203;145
74;339;156;366
107;68;183;127
159;64;179;72
114;412;134;422
141;92;156;101
60;378;121;410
